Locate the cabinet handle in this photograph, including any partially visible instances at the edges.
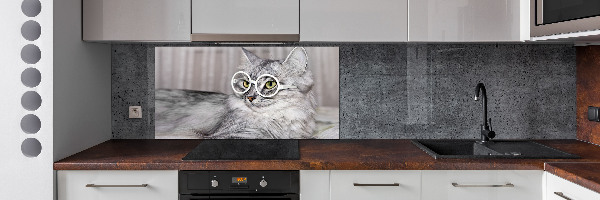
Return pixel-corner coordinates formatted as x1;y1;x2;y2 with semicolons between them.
451;183;514;187
554;192;573;200
86;184;149;188
353;183;400;186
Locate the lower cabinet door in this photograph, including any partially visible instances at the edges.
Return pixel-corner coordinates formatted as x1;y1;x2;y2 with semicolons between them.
57;170;178;200
421;170;542;200
300;170;330;200
546;172;600;200
330;170;421;200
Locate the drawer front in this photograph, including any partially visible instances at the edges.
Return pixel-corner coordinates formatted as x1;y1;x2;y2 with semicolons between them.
57;170;178;200
422;170;542;200
546;172;600;200
330;170;421;200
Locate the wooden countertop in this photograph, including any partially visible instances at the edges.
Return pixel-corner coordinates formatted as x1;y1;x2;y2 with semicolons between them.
545;162;600;194
54;139;600;171
53;139;600;196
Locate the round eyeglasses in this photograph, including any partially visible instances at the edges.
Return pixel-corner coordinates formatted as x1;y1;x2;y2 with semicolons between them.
231;71;297;98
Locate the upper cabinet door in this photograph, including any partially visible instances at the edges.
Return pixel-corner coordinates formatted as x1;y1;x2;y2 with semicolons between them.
409;0;529;42
191;0;300;41
300;0;408;42
83;0;191;41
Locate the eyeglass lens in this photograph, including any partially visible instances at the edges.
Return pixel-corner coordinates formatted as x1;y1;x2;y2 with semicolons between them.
256;75;279;97
232;73;250;93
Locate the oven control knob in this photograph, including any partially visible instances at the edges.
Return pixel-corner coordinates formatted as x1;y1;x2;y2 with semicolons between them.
211;180;219;188
259;179;267;187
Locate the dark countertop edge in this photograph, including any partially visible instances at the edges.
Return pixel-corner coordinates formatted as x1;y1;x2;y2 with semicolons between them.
49;139;588;171
545;162;600;194
51;161;547;171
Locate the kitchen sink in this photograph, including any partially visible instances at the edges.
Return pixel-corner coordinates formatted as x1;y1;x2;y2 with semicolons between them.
412;140;579;159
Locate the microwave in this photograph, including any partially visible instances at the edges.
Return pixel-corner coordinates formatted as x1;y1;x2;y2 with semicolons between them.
531;0;600;39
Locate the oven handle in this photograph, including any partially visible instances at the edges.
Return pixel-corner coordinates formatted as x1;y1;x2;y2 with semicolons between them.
180;194;298;200
210;196;296;199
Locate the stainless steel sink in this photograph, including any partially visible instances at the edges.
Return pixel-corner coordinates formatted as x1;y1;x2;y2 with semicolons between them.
412;140;579;159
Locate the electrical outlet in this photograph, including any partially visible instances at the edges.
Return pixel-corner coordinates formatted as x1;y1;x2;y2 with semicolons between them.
129;106;142;119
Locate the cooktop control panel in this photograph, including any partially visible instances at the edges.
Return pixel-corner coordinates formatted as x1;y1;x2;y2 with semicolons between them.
179;170;299;194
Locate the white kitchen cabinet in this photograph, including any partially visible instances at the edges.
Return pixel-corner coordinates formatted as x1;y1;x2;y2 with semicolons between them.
545;172;600;200
300;0;408;42
83;0;191;41
422;170;543;200
191;0;299;41
409;0;529;42
330;170;421;200
57;170;178;200
300;170;330;200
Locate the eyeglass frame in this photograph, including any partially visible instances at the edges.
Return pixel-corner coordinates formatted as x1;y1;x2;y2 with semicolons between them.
230;71;297;98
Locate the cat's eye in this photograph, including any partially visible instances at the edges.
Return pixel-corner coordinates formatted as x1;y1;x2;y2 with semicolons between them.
243;80;249;88
265;81;277;89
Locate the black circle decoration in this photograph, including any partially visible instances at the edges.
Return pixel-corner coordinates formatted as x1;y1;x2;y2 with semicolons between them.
21;0;42;17
21;91;42;111
21;138;42;157
21;68;41;88
21;20;41;41
20;114;41;134
21;44;41;64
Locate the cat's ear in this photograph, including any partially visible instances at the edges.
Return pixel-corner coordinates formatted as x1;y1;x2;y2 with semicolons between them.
282;47;308;73
241;48;261;67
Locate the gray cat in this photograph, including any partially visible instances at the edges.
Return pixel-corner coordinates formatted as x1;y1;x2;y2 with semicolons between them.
155;47;316;139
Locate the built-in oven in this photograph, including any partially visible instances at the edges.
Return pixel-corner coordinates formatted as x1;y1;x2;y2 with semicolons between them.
531;0;600;38
179;171;299;200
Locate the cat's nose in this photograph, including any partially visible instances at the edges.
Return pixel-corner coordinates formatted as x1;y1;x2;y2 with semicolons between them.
247;96;256;102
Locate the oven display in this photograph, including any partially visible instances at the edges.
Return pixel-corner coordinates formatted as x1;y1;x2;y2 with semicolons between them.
232;177;247;184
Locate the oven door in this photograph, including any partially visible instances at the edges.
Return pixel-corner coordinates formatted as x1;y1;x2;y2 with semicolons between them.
531;0;600;37
536;0;600;25
180;194;299;200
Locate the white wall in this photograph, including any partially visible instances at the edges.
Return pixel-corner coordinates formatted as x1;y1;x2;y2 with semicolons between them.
0;0;111;199
0;0;54;199
53;0;111;162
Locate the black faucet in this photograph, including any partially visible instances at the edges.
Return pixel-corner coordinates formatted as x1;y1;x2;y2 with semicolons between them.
474;83;495;143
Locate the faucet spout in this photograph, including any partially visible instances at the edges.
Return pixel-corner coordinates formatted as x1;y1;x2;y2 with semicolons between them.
474;83;488;130
474;83;495;142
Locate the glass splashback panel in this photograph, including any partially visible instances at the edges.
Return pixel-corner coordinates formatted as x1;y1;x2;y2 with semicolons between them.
154;47;339;139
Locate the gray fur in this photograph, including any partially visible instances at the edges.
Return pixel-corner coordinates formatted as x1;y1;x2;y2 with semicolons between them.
155;89;228;137
209;47;317;139
155;47;317;139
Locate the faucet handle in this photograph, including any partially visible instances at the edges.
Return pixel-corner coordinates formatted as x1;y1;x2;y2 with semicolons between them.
488;130;496;139
488;118;495;139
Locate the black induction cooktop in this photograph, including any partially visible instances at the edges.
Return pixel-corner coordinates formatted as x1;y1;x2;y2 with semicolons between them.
182;140;300;160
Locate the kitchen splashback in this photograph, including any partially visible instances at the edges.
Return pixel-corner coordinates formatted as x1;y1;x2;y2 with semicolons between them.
576;46;600;145
112;44;576;139
154;47;340;139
